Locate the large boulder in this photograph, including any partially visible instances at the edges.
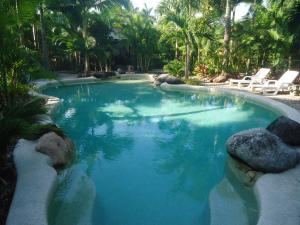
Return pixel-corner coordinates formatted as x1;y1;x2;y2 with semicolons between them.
116;68;125;74
156;74;169;82
213;75;228;83
36;132;75;168
267;116;300;146
155;74;184;86
93;71;116;79
226;128;299;173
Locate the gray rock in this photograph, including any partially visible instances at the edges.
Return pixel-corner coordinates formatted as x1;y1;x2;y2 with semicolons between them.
213;75;227;83
93;71;116;79
156;74;169;82
227;157;262;186
267;116;300;146
116;68;125;74
226;128;299;173
36;132;75;168
154;80;162;86
156;74;184;85
165;76;184;84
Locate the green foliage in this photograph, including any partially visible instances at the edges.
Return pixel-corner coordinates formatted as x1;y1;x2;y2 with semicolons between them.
0;95;64;151
193;64;209;76
22;124;65;140
163;59;184;77
157;0;300;77
0;96;44;149
185;78;203;86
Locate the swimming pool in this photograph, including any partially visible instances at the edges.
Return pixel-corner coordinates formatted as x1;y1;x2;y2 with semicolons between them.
43;81;280;225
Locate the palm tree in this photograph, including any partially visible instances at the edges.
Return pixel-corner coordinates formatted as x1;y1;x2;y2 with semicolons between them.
39;3;50;69
50;0;129;76
222;0;232;75
157;0;200;79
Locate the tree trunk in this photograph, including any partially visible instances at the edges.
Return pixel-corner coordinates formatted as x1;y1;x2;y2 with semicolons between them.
185;42;190;80
15;0;23;45
32;24;37;48
0;69;8;106
222;0;232;75
261;51;266;67
137;56;140;71
175;39;179;59
197;39;201;63
82;15;89;76
39;4;50;69
246;58;251;75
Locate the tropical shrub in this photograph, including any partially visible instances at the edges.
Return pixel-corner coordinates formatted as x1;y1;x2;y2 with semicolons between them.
0;95;64;152
163;60;184;77
185;78;203;86
193;64;208;77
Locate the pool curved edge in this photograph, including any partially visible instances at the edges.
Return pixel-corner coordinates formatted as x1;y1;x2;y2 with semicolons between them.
6;140;57;225
160;82;300;225
6;74;155;225
7;75;300;225
159;82;300;123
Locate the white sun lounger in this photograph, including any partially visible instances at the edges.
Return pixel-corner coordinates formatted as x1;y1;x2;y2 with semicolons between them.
250;70;299;95
229;68;270;88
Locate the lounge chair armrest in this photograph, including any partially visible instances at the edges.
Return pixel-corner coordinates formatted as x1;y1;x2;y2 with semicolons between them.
242;76;252;81
279;82;292;88
250;78;267;85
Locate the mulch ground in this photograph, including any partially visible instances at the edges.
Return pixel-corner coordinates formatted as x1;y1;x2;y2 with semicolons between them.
0;147;16;225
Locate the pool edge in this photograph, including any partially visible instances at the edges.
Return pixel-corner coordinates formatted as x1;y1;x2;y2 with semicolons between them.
6;140;57;225
160;82;300;225
8;75;300;225
6;74;155;225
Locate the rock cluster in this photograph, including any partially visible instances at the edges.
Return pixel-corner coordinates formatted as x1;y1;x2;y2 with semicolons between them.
36;132;75;168
213;75;228;83
116;68;126;74
227;116;300;173
153;74;184;86
93;71;116;79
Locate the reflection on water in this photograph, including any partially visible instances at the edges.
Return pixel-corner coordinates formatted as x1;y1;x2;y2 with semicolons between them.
44;82;280;225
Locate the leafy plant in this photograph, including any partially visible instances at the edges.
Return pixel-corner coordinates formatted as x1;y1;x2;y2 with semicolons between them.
0;96;63;151
163;59;184;77
185;78;203;86
193;64;208;77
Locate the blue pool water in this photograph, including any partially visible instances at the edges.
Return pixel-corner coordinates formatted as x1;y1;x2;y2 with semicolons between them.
43;81;280;225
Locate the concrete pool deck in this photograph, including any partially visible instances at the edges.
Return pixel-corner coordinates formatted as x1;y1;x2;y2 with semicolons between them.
7;74;300;225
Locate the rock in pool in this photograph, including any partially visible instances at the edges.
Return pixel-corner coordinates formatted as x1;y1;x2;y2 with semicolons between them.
226;128;299;173
267;116;300;146
36;132;75;168
154;74;184;86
